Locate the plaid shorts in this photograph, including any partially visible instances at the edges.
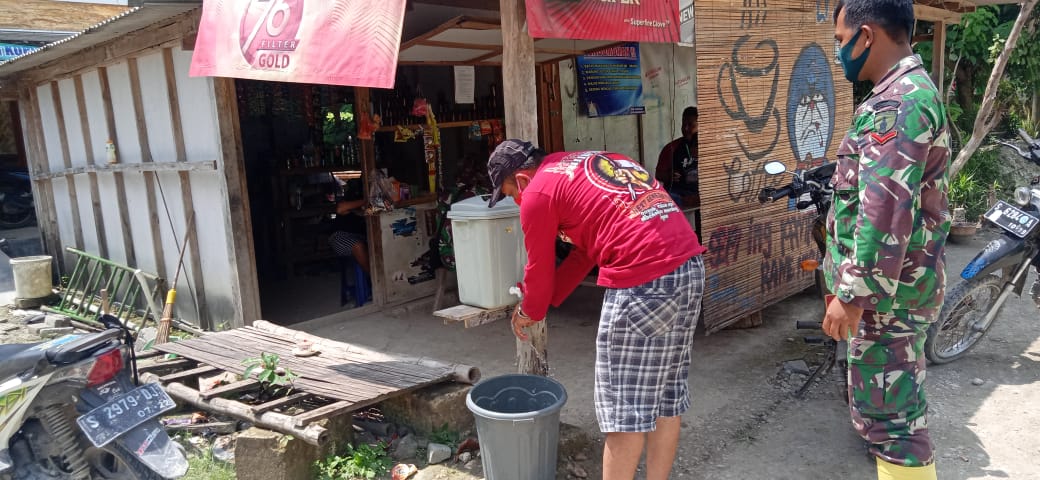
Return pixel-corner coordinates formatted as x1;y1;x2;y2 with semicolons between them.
595;256;704;433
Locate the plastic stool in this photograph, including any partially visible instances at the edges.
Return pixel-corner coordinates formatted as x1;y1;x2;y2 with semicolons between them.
340;257;371;307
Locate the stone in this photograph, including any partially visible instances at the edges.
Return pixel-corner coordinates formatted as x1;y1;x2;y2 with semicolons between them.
379;383;473;437
0;324;19;332
211;435;235;463
464;459;478;470
39;327;73;338
971;378;985;386
427;443;452;465
233;418;353;480
458;452;472;464
44;314;71;328
391;434;419;460
27;323;46;335
784;360;812;376
574;452;589;462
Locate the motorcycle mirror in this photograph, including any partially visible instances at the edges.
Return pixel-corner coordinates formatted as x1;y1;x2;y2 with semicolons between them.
763;161;787;175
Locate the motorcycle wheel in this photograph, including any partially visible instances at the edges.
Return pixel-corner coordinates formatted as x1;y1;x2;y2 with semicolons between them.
83;443;164;480
924;274;1005;364
0;208;35;229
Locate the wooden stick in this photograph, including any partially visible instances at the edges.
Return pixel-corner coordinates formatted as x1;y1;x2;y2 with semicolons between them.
156;211;196;344
142;372;329;446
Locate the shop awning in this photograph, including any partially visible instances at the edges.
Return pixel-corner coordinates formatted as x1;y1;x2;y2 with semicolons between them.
397;16;618;66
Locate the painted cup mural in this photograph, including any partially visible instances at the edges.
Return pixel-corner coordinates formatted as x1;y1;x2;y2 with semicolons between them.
696;0;854;331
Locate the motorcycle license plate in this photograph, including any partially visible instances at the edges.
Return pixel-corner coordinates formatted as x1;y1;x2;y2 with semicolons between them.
984;201;1039;238
76;383;175;448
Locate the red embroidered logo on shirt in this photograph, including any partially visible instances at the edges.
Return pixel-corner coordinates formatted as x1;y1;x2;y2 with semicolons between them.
871;131;897;145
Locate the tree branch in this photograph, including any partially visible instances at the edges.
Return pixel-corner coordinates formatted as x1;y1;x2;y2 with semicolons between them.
950;0;1040;177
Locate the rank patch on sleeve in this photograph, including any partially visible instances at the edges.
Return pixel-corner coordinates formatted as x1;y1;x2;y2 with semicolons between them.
871;109;899;145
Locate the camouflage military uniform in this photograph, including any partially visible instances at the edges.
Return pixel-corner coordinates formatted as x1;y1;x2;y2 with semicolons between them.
824;55;951;467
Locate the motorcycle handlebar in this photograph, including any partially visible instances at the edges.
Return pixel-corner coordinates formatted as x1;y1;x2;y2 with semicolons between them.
759;185;794;203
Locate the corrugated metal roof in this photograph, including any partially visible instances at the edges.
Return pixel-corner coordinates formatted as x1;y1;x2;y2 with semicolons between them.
0;1;200;79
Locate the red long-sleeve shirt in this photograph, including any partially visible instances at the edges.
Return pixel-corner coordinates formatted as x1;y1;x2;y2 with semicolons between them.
519;151;706;320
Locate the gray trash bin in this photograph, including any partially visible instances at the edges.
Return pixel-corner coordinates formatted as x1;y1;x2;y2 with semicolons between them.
466;374;568;480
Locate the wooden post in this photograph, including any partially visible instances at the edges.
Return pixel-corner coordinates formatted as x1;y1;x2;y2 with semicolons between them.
500;0;538;142
517;321;549;376
932;21;946;95
501;0;546;375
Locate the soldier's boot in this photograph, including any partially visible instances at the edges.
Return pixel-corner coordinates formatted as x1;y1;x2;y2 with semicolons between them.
876;458;937;480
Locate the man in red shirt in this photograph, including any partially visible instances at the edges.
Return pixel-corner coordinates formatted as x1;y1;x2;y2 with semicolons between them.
487;140;706;480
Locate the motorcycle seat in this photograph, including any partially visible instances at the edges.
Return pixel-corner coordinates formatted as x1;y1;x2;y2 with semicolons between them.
0;342;46;380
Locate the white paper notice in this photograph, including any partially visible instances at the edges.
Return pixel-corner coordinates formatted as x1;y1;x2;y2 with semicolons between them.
454;66;475;104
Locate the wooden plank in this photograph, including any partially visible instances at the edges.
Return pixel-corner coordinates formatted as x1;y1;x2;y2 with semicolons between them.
163;47;208;329
98;66;136;268
159;365;218;383
517;321;548;376
73;75;109;259
292;401;354;427
913;4;962;24
250;392;313;415
355;87;386;306
434;303;513;328
49;81;86;250
500;0;538;141
932;21;946;95
20;88;64;269
32;160;219;180
136;357;196;374
165;422;237;434
127;57;168;281
200;379;261;400
212;77;260;328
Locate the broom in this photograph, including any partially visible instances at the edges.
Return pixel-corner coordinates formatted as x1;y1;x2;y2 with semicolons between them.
155;211;195;344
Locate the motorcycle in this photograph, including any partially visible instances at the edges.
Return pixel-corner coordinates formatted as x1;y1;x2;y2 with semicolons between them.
759;160;847;399
0;314;188;479
0;170;35;230
924;128;1040;364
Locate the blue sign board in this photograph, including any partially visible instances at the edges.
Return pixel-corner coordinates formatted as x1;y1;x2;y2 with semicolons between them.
576;43;644;118
0;44;38;61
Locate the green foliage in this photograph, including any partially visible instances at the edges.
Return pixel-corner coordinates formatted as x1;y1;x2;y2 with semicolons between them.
184;450;236;480
429;423;461;450
242;352;298;387
313;442;392;480
949;148;1012;220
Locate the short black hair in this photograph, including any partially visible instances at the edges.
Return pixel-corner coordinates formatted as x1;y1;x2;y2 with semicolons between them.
682;106;699;120
834;0;914;43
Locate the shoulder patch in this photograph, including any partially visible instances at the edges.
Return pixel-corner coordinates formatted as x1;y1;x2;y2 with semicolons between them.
872;109;898;136
873;99;901;110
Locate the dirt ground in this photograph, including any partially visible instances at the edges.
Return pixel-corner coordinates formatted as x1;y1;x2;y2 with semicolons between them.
300;228;1040;480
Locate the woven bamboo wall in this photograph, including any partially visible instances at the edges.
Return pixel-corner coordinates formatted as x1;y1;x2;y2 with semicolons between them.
695;0;853;332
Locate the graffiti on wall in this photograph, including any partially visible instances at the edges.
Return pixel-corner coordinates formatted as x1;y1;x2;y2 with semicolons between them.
704;213;816;293
741;0;769;29
787;43;836;170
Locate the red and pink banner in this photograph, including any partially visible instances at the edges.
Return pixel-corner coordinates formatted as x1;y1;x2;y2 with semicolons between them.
526;0;694;44
190;0;407;88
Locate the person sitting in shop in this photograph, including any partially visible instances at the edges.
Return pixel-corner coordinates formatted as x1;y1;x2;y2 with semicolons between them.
655;106;700;207
329;179;370;274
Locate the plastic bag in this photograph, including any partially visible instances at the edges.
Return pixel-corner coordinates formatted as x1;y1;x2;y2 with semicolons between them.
368;169;395;212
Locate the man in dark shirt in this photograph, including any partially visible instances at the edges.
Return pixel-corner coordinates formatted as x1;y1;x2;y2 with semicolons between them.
654;106;699;206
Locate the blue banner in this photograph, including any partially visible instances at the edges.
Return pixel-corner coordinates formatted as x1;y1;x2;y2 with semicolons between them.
576;43;644;117
0;44;38;61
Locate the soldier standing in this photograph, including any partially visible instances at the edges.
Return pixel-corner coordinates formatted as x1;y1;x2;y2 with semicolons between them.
826;1;951;480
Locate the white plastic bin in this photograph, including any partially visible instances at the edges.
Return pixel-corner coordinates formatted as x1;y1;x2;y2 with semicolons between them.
447;195;527;309
10;255;53;299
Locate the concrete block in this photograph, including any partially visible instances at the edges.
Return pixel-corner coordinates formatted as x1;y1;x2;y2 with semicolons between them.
234;415;353;480
39;327;73;338
27;323;46;335
379;383;473;437
44;315;71;328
